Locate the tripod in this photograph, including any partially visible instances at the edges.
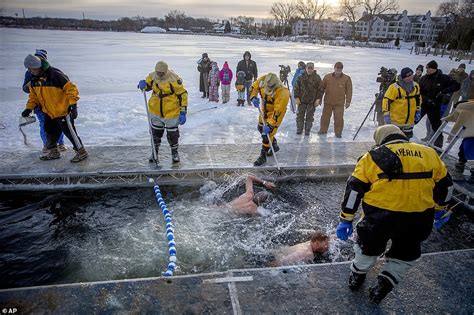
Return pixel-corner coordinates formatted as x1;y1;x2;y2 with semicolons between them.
280;75;296;113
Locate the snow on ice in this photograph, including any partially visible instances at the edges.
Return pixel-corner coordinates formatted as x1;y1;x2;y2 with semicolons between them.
0;28;470;153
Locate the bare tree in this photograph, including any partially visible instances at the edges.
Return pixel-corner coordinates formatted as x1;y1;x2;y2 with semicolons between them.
362;0;398;40
296;0;332;36
437;0;474;49
165;10;187;29
339;0;363;44
270;1;298;36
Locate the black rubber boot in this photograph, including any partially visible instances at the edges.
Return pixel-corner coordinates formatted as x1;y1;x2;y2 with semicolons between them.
348;271;366;291
368;276;394;304
171;149;180;163
267;140;280;156
455;161;466;172
254;149;267;166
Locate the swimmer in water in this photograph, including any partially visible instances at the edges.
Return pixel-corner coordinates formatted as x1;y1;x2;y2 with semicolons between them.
271;232;329;266
228;175;276;215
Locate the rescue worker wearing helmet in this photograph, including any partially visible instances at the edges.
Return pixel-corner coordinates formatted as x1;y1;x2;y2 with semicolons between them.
249;73;290;166
336;125;453;304
138;61;188;164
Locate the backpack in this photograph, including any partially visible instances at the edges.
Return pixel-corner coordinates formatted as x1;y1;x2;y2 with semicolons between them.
223;70;230;82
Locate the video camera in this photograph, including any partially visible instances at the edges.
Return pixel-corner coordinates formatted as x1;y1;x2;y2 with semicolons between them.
376;67;397;84
279;65;291;82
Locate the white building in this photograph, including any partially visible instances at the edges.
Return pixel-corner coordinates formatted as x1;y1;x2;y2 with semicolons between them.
355;10;447;42
292;10;447;43
140;26;166;33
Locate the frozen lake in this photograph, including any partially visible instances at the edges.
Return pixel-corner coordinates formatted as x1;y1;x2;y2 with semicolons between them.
0;28;467;151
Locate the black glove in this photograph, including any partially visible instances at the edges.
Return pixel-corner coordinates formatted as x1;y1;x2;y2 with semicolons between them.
68;104;78;119
21;108;32;117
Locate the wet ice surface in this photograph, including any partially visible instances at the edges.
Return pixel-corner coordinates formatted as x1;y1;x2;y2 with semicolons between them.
1;177;472;289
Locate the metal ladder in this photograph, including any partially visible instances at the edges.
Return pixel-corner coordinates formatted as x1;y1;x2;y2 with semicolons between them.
427;120;466;159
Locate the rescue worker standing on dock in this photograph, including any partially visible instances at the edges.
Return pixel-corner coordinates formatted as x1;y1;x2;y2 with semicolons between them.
249;73;289;166
382;67;422;139
138;61;188;163
336;125;453;304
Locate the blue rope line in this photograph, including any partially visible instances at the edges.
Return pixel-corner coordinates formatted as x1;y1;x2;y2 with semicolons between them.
149;178;176;277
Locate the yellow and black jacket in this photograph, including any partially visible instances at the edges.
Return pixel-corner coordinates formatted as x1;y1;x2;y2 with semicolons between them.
250;75;289;128
382;81;422;126
26;66;80;119
340;138;452;222
144;71;188;118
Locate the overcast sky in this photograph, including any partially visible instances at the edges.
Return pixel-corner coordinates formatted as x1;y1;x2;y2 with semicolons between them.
1;0;445;21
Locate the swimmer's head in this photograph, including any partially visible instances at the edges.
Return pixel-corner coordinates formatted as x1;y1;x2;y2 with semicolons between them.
253;191;269;206
310;232;329;254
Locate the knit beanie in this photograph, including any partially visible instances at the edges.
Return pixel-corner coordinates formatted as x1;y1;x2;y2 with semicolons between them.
24;54;42;69
459;63;466;69
373;125;405;145
416;64;423;72
426;60;438;70
155;61;168;73
400;67;414;79
35;49;48;60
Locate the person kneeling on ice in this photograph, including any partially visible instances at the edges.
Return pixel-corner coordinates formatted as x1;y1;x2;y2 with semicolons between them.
335;125;453;304
250;73;289;166
270;231;329;267
138;61;188;163
20;54;88;162
228;175;276;215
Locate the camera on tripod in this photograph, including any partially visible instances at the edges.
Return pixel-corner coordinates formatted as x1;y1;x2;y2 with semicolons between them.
279;65;291;83
376;67;397;85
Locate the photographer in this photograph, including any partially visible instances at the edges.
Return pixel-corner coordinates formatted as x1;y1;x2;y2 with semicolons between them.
375;67;397;126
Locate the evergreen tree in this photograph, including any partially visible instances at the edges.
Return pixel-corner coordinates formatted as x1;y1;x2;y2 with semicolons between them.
224;21;231;33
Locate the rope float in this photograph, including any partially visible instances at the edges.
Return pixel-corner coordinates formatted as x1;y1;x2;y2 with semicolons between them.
149;178;177;277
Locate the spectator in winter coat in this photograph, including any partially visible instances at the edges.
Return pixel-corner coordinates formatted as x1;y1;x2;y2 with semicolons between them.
250;73;289;166
219;61;233;104
413;65;423;83
292;61;306;91
382;67;422;139
236;51;258;105
235;71;246;106
138;61;188;164
461;70;474;101
443;100;474;174
208;62;220;102
21;54;87;163
294;62;323;135
197;53;212;98
447;63;468;115
318;62;353;138
22;49;66;153
418;60;460;148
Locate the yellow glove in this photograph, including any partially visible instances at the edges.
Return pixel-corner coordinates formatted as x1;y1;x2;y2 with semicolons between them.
295;98;301;105
314;99;321;106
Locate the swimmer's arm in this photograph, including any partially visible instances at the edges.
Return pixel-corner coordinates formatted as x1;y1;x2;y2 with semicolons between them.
246;175;275;191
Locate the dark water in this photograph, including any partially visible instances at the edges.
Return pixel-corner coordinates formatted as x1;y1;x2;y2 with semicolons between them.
0;178;473;289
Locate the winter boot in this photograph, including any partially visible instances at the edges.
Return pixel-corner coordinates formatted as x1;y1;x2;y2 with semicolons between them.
267;140;280;156
201;92;206;98
253;149;267;166
40;147;60;161
42;146;49;153
171;149;180;163
149;151;159;164
348;271;366;291
70;147;88;163
58;144;67;152
368;276;394;304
